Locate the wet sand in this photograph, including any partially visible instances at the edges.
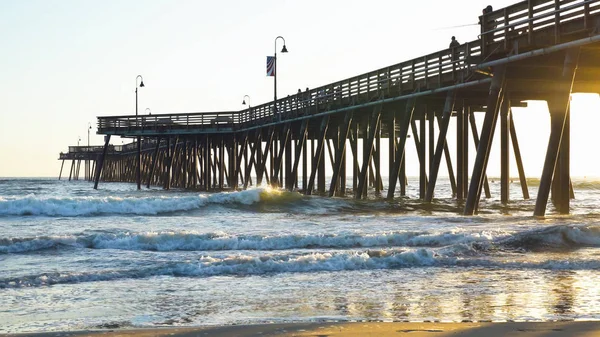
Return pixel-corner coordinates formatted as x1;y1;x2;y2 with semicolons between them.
4;321;600;337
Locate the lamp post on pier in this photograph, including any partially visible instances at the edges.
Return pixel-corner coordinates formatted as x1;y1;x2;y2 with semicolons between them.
135;75;145;190
242;95;251;121
77;136;81;147
242;95;251;107
87;123;92;147
273;36;288;112
135;75;145;117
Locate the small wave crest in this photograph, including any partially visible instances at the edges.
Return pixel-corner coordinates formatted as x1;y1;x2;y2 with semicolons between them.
3;243;599;288
0;230;497;253
0;248;438;288
500;224;600;251
0;188;300;217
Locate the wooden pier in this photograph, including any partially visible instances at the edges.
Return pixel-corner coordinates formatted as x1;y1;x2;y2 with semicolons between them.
76;0;600;216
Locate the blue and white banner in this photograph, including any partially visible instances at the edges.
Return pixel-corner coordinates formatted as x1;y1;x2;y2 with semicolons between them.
266;56;275;76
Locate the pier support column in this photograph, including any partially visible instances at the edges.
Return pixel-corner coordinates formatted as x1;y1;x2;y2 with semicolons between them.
136;136;141;190
307;116;330;195
244;131;260;189
59;160;65;180
93;135;111;189
302;131;308;192
285;127;292;190
534;48;578;216
388;112;396;195
438;115;457;197
461;107;470;198
510;116;530;199
318;136;326;194
456;106;465;200
468;111;491;198
356;106;382;199
387;99;416;199
68;160;75;181
329;112;353;197
500;97;511;204
147;137;161;188
375;118;382;195
425;91;455;202
194;137;199;189
419;112;427;199
464;65;506;215
291;121;308;191
204;135;210;191
352;123;358;193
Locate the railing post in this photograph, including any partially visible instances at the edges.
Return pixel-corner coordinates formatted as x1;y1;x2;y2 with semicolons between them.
504;8;509;51
555;0;560;44
528;0;534;45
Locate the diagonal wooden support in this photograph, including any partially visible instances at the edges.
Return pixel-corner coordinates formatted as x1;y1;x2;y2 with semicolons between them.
425;91;456;202
387;99;416;199
291;120;308;191
510;116;529;199
464;65;506;215
329;112;353;197
356;106;382;199
410;118;429;196
272;124;291;187
59;160;65;180
243;130;261;189
93;135;111;189
257;127;275;185
468;111;491;199
535;48;579;216
307;116;330;195
436;115;457;197
233;133;248;188
146;137;161;188
326;139;335;173
284;127;293;190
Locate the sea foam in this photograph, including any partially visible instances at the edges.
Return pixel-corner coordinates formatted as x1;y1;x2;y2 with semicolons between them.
2;245;599;289
0;230;500;253
0;188;283;217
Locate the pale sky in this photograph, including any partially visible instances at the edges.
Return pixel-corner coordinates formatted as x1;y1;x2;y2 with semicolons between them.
1;0;599;178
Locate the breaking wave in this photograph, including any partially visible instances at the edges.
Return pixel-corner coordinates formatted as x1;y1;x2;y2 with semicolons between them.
2;224;599;254
2;243;600;289
499;224;600;251
0;230;499;254
0;188;302;217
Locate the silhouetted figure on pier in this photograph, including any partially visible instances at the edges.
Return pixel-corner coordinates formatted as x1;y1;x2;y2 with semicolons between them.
449;36;460;49
449;36;460;62
481;5;496;29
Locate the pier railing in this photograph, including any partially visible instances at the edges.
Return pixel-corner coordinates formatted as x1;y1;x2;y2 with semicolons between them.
481;0;600;53
97;0;600;135
98;40;482;134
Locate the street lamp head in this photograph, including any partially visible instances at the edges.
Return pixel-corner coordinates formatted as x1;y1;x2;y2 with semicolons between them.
281;45;288;53
136;75;145;88
242;99;246;105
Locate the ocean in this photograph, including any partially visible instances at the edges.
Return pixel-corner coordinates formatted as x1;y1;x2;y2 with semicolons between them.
1;177;600;333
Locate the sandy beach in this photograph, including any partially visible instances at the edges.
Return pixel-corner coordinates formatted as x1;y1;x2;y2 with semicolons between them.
4;321;600;337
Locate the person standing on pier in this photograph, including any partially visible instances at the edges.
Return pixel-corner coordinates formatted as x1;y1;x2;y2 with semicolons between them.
449;36;460;64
